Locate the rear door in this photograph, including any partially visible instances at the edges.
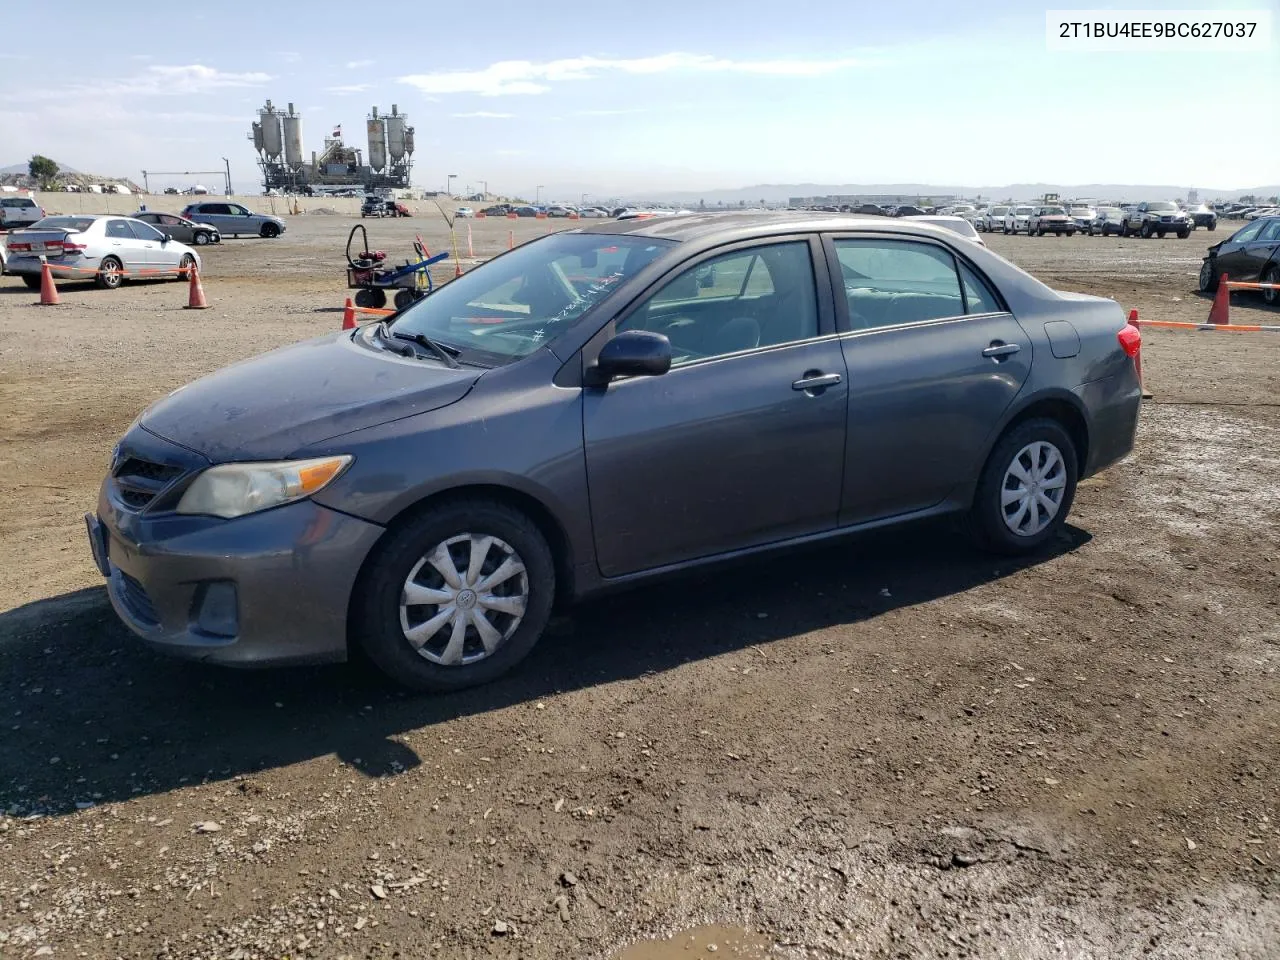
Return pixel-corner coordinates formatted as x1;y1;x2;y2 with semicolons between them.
194;203;230;233
104;218;146;272
1243;219;1280;279
825;234;1031;525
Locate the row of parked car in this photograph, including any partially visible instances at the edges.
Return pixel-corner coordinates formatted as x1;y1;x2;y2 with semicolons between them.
962;201;1218;239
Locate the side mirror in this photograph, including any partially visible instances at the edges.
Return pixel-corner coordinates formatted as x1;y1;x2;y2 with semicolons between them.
162;233;172;243
590;330;672;384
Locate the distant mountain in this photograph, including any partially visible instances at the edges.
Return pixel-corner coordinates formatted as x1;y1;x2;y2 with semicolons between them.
0;161;80;175
632;182;1280;205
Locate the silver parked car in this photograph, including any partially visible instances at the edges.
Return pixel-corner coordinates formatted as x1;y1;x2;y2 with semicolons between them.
89;213;1141;692
978;205;1010;232
4;215;200;290
1003;205;1035;234
180;201;285;238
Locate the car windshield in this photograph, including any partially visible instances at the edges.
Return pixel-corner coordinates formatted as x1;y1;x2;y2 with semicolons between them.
1014;207;1033;215
1041;207;1066;215
991;206;1009;215
1148;201;1177;212
30;216;94;232
390;233;675;364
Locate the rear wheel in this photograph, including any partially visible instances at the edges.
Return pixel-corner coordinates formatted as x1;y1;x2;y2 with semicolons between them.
968;418;1078;555
352;499;556;692
354;287;387;309
393;288;418;310
95;256;123;290
1264;266;1279;307
177;253;195;279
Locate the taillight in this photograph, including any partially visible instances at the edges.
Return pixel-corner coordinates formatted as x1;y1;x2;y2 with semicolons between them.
7;241;30;252
1117;325;1141;358
61;236;86;253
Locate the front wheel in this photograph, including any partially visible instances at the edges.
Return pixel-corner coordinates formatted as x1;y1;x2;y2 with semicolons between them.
95;256;123;290
260;222;280;238
393;288;418;310
354;287;387;309
1198;259;1218;293
1177;229;1190;239
352;499;556;692
22;274;41;290
1140;223;1153;239
194;232;211;246
968;418;1078;555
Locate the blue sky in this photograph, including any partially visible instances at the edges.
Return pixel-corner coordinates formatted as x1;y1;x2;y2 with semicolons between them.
0;0;1275;196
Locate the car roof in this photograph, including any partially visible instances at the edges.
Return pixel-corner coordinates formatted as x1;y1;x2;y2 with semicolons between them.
576;211;993;243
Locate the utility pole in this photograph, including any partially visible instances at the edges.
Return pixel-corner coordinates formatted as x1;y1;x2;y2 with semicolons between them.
481;180;488;199
142;171;149;194
221;157;231;196
447;173;457;198
536;184;544;204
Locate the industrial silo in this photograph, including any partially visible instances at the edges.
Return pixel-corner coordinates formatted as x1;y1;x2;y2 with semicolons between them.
403;125;415;156
282;102;304;170
260;101;283;160
386;105;407;162
366;107;387;172
251;121;265;153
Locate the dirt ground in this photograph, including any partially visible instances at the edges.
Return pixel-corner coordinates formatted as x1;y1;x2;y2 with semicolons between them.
0;214;1276;960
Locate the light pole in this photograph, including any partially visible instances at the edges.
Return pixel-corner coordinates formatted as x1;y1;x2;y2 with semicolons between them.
536;184;544;204
481;180;488;199
447;174;457;198
221;157;231;196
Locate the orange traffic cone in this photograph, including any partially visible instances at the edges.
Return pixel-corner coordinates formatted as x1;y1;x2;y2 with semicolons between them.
1128;309;1152;399
38;259;60;305
341;297;357;330
454;260;463;278
184;265;209;309
1207;272;1230;325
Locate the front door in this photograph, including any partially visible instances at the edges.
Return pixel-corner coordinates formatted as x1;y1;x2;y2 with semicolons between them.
583;237;848;578
826;235;1031;525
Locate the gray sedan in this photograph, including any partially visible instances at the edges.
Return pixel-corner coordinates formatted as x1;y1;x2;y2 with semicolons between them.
88;213;1142;691
132;211;221;245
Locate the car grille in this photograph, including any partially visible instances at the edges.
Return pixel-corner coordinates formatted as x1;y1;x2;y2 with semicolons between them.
113;457;184;511
113;568;159;626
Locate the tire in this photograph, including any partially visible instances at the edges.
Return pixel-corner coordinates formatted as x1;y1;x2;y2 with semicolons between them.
95;256;123;290
352;499;556;692
1087;226;1095;236
1140;223;1152;239
22;274;41;290
968;418;1079;555
1177;229;1190;240
1157;232;1166;239
354;287;387;309
1208;222;1217;232
260;222;280;238
1003;226;1011;235
1066;230;1076;237
1264;266;1279;307
1198;259;1218;293
177;253;195;279
194;232;210;246
393;288;417;310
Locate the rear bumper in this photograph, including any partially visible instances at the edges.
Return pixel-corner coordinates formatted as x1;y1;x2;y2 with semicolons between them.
4;255;98;277
1076;371;1142;478
93;489;385;667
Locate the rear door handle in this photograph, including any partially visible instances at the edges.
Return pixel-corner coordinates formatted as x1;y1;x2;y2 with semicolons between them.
982;342;1021;359
792;372;842;391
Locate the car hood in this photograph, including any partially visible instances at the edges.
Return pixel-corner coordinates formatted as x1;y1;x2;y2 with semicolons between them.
140;332;481;462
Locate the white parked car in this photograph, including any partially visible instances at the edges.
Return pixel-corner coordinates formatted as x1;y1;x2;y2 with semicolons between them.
3;214;201;290
454;207;475;218
978;205;1010;232
1003;205;1035;235
904;214;986;246
0;194;44;229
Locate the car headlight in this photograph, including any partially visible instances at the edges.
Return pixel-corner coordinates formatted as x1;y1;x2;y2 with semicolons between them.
176;455;352;519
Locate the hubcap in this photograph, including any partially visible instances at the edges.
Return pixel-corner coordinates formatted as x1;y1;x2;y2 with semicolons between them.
1200;261;1214;290
1000;441;1067;537
398;534;528;666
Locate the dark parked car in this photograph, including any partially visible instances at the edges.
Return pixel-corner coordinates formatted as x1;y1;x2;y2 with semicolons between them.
1090;207;1126;236
894;205;926;217
480;204;514;217
1187;204;1218;231
1198;215;1280;302
131;211;220;245
514;206;539;217
88;213;1142;691
854;204;887;216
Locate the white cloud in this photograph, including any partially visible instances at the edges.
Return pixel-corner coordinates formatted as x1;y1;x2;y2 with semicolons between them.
346;59;374;69
5;64;272;101
573;107;647;116
451;111;514;118
399;52;863;96
326;83;373;94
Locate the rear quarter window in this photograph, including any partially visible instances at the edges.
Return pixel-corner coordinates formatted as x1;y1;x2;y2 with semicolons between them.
1;198;37;208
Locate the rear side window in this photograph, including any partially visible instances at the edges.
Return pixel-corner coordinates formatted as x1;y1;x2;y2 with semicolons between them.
958;262;1001;314
835;239;965;329
201;204;230;215
1256;220;1280;243
1;198;37;208
105;220;133;239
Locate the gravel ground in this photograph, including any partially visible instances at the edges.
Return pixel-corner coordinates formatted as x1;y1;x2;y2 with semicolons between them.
0;216;1276;960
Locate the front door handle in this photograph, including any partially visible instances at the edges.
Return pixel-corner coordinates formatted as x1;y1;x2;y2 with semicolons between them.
792;372;842;392
982;342;1021;359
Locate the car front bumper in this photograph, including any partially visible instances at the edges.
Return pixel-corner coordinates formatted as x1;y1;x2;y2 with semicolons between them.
90;489;385;667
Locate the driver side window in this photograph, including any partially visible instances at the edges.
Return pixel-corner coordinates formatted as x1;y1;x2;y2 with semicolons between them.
620;241;818;366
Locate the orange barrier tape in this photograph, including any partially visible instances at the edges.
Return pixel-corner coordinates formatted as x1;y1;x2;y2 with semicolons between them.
1225;281;1280;291
36;264;192;278
1140;319;1280;332
352;305;395;316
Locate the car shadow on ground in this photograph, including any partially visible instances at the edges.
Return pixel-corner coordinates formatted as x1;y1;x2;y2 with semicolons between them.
0;522;1089;816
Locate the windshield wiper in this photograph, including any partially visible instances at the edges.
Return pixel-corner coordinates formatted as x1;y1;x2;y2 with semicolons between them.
391;329;461;369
